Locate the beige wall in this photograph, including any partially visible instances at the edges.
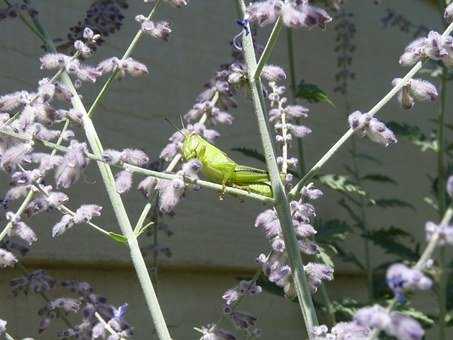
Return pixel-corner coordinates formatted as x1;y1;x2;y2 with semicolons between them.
0;0;451;339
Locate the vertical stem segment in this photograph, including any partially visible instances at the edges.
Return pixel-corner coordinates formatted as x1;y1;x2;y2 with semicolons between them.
437;68;448;340
237;0;318;333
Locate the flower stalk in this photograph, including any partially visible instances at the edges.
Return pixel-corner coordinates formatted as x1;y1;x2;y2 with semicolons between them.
21;16;173;340
237;0;319;333
289;21;453;198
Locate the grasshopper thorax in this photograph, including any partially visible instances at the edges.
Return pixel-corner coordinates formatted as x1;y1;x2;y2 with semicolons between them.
181;132;203;161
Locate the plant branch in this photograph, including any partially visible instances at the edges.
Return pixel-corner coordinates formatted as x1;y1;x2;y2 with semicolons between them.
289;21;453;198
26;18;172;340
87;0;162;118
237;0;319;333
368;205;453;340
254;16;283;80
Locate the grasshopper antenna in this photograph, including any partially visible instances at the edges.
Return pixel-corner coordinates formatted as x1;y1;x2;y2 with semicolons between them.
179;115;186;130
164;118;185;137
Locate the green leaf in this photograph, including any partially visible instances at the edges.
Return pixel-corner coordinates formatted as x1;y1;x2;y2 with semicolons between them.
331;298;364;320
361;174;397;185
354;153;382;165
371;198;415;211
316;219;352;243
108;232;128;244
387;121;438;152
231;147;265;163
296;80;335;106
316;245;336;268
424;196;439;211
319;174;372;202
364;226;419;261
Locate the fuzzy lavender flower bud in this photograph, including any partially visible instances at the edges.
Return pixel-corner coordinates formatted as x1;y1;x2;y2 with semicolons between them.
230;311;257;330
399;37;427;66
425;221;453;246
261;65;286;82
157;178;185;213
48;297;81;313
138;176;158;198
1;143;33;173
74;40;92;57
386;263;432;302
0;248;17;268
304;262;334;293
55;140;89;188
73;204;102;224
246;0;280;27
445;2;453;23
115;170;133;194
255;209;280;238
52;214;74;238
388;312;424;340
281;3;306;28
6;212;37;245
136;15;172;41
0;91;28;111
286;123;312;138
348;111;396;147
296;2;332;29
354;305;391;330
120;149;149;166
331;322;370;339
164;0;188;8
200;324;236;340
40;53;69;70
0;319;5;335
447;175;453;198
393;78;438;110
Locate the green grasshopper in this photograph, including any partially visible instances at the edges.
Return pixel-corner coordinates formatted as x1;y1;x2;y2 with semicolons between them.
181;132;274;198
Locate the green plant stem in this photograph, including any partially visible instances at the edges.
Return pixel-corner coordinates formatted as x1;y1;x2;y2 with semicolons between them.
237;0;318;333
0;189;34;243
289;21;453;198
286;28;306;176
254;16;283;80
5;333;15;340
437;67;448;340
87;0;162;117
286;26;334;324
368;206;453;339
0;127;275;204
24;19;172;340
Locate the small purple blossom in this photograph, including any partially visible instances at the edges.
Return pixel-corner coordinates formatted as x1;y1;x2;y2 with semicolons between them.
73;204;102;224
447;175;453;198
0;319;6;335
445;2;453;23
392;78;438;109
200;324;236;340
425;221;453;246
354;305;391;330
115;170;133;194
10;270;56;296
48;297;81;313
386;263;432;302
0;248;17;268
348;111;397;147
55;140;90;188
304;262;334;293
6;212;37;246
136;15;172;41
388;312;424;340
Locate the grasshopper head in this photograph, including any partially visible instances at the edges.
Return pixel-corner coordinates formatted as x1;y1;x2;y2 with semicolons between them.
181;132;202;160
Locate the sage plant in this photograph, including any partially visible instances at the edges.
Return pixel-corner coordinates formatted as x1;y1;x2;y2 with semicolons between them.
1;1;453;340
